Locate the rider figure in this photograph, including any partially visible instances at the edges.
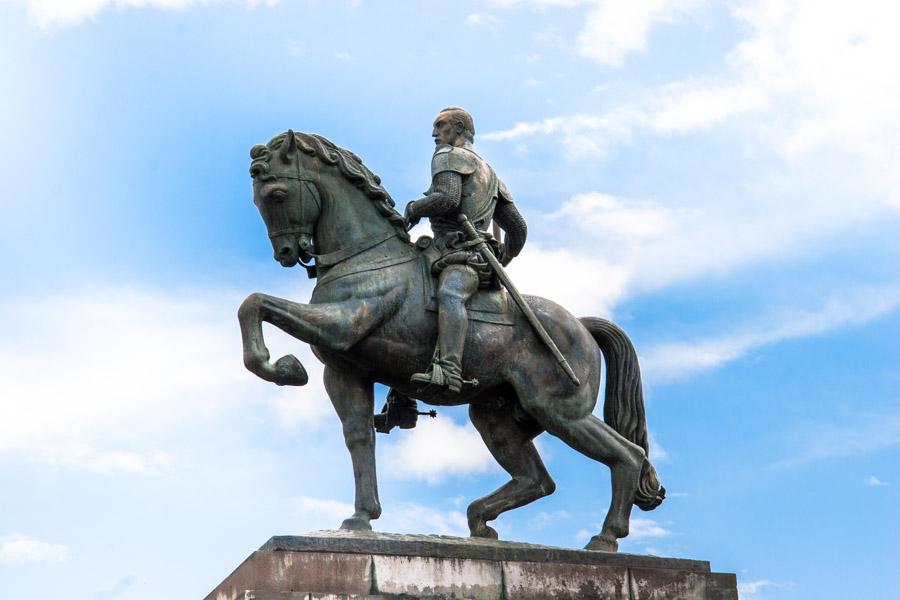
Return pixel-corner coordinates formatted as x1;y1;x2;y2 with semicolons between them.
405;107;528;393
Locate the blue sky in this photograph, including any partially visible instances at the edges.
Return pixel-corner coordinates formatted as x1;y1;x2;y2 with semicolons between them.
1;0;898;598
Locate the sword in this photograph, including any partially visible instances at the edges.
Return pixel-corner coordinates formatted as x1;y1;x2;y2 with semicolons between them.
457;214;581;387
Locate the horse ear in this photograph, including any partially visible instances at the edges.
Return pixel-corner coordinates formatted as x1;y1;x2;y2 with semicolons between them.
280;129;297;162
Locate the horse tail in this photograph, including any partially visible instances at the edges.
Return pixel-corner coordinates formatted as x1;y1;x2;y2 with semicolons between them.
580;317;666;511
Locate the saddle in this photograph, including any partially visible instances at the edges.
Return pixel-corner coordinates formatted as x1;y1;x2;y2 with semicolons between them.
415;236;515;326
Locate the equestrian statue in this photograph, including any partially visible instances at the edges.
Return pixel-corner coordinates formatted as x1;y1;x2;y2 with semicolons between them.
238;107;666;552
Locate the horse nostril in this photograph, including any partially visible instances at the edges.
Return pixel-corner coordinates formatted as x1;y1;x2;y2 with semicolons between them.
278;246;292;256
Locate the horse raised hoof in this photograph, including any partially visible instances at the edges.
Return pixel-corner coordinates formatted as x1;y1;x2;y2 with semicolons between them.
273;354;308;386
340;515;373;532
584;534;618;553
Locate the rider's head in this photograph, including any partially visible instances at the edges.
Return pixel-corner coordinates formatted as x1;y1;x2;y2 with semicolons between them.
433;107;475;147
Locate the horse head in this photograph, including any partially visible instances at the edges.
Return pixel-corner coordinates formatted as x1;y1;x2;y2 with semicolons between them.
249;130;321;268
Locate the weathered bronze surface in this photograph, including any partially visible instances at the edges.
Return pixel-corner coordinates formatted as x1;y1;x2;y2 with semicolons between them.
239;109;666;552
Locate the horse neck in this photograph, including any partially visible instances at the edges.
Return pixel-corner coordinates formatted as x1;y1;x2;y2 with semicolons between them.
313;172;398;257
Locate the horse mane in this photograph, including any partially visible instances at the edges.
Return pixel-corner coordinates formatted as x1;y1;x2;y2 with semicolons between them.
250;131;410;243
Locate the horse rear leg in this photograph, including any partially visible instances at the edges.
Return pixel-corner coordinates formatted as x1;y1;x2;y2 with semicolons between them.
323;365;381;531
467;397;556;539
536;411;645;552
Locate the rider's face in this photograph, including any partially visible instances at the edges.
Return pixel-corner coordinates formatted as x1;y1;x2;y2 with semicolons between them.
432;115;460;146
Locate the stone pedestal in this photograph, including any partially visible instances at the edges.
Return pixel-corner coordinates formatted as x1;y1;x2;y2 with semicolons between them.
206;531;738;600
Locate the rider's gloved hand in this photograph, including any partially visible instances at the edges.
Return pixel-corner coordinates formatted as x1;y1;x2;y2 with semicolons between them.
404;201;421;230
498;243;513;267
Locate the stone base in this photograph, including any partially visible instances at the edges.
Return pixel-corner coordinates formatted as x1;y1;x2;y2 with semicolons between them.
206;531;738;600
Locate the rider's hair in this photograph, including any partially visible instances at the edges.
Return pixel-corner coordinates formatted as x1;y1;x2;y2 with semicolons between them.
439;107;475;142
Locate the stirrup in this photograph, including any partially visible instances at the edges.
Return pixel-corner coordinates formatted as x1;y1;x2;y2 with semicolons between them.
411;358;478;393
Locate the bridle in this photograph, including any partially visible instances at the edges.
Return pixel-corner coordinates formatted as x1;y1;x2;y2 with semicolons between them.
262;172;399;277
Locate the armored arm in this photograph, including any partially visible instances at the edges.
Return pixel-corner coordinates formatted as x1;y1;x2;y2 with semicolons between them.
494;203;527;266
494;180;526;266
404;171;463;225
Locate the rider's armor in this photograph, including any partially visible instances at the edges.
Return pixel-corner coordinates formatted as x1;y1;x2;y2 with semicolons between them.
428;144;499;236
408;141;527;393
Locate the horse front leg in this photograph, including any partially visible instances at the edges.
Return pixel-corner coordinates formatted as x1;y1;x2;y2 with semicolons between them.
238;290;402;386
324;365;381;531
238;292;309;385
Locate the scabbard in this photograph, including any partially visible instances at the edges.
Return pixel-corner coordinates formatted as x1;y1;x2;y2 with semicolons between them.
457;215;581;387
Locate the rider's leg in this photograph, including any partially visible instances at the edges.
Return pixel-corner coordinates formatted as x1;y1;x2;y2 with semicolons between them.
436;264;479;374
411;264;479;392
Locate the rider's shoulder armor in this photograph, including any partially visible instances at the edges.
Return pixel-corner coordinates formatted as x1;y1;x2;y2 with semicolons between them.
432;144;479;177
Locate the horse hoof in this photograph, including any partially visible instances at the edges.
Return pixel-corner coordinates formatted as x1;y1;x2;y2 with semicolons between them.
340;516;373;532
584;535;618;553
469;524;499;540
274;354;308;386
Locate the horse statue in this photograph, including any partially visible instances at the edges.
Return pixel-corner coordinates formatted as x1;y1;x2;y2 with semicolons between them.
238;130;666;552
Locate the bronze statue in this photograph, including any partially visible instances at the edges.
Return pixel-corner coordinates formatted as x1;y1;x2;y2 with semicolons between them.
405;107;528;393
239;112;665;552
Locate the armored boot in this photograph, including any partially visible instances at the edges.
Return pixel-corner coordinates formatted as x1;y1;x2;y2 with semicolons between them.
411;351;478;393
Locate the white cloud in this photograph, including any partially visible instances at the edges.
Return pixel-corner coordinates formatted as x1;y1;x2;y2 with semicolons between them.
294;494;469;536
522;78;544;89
0;534;68;564
489;0;590;9
379;503;469;536
481;4;900;309
95;576;138;600
648;431;668;461
866;475;888;487
286;41;304;57
381;417;496;484
482;81;765;151
650;81;768;133
487;1;900;207
575;516;670;542
577;0;705;66
0;285;329;473
531;510;571;529
641;286;900;381
774;408;900;467
536;189;829;301
628;517;671;540
738;579;774;597
466;11;503;35
295;495;356;523
548;193;681;242
489;0;705;66
34;444;175;476
9;0;280;30
506;243;630;317
482;111;640;147
515;52;543;63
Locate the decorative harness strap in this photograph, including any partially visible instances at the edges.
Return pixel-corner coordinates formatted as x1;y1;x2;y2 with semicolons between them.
312;229;399;267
